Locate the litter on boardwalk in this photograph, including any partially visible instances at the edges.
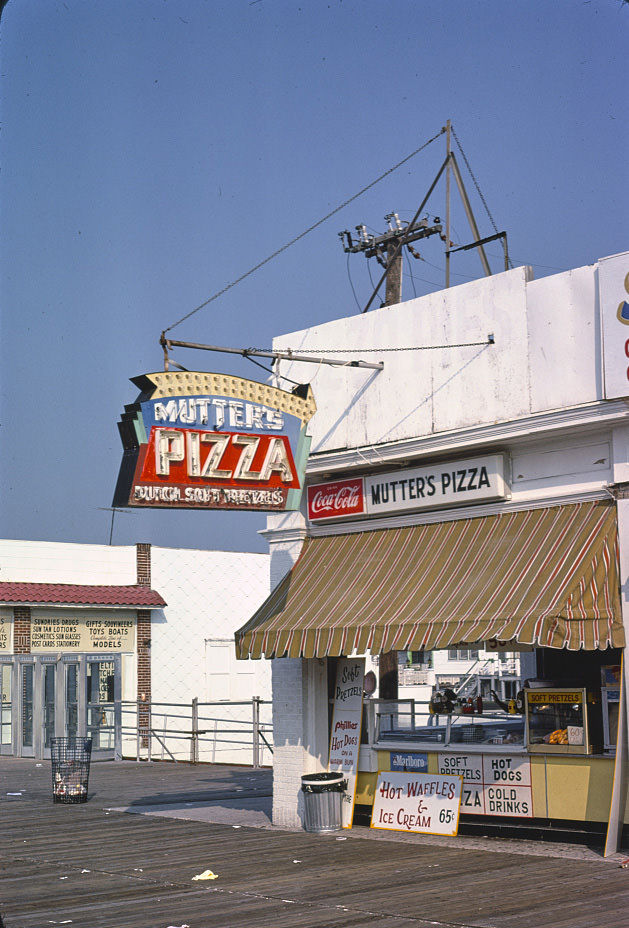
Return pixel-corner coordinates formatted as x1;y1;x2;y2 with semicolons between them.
54;773;87;799
191;869;218;881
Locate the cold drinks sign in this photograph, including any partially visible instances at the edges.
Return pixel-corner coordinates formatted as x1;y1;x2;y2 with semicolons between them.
114;372;315;511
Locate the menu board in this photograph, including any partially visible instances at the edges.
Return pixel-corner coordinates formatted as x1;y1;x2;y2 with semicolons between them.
31;612;136;652
438;753;533;818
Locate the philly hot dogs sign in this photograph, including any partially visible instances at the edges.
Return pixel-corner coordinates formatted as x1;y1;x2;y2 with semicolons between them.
114;371;315;511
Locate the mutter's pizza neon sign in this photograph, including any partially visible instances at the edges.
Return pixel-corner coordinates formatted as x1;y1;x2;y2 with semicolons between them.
113;371;315;511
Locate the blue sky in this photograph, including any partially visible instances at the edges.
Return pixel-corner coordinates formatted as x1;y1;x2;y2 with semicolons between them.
1;0;627;553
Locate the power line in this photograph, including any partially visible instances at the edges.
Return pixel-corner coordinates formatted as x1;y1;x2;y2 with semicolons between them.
451;127;497;234
163;127;446;333
260;338;494;353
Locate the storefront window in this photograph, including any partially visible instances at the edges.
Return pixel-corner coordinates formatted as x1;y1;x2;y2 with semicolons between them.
43;664;55;748
21;664;33;749
87;660;115;750
66;663;79;740
366;647;621;754
372;698;525;747
1;665;11;747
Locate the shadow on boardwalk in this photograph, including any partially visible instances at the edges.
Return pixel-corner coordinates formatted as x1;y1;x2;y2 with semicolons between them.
1;757;628;928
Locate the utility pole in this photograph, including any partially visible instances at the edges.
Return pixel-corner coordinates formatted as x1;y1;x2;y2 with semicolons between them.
341;121;509;309
385;238;403;306
339;213;443;308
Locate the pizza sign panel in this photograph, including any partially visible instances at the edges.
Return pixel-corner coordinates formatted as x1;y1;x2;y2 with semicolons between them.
114;372;315;511
307;454;509;522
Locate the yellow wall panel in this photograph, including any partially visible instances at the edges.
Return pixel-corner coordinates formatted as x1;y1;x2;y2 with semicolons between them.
355;772;378;805
364;750;617;824
540;756;614;821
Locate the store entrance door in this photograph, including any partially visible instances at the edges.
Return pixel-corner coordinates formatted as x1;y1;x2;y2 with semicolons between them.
1;655;122;760
86;657;121;759
1;662;12;755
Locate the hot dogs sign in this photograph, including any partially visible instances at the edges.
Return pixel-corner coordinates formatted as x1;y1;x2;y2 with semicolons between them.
114;372;315;511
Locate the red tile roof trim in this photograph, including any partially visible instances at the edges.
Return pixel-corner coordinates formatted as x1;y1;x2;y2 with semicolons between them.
0;583;166;608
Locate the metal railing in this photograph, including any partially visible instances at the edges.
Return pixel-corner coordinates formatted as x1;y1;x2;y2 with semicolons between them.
121;697;273;767
398;667;431;685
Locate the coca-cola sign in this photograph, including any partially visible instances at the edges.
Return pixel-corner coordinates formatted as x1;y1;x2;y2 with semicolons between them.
307;478;365;521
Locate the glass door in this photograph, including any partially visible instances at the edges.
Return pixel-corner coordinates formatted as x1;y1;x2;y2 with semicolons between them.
21;662;34;757
43;663;56;750
5;655;122;759
1;663;12;755
87;657;121;759
65;663;80;740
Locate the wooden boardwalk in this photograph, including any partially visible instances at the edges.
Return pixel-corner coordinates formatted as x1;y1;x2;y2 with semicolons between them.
1;758;628;928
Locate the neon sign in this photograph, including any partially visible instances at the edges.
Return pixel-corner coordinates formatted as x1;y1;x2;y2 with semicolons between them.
113;371;315;511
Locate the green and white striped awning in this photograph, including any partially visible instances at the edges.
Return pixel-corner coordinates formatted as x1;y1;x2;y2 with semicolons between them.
236;501;624;659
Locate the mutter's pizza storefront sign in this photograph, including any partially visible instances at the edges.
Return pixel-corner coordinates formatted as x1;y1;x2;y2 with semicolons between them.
113;372;315;511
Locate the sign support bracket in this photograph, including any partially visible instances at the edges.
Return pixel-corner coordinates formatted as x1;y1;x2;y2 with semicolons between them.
159;334;384;372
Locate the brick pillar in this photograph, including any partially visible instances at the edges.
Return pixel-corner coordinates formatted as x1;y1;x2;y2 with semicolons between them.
135;544;152;746
136;543;151;586
137;608;151;746
13;606;31;654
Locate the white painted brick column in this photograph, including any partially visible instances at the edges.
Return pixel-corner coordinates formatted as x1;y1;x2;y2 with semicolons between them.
264;513;330;828
271;657;306;828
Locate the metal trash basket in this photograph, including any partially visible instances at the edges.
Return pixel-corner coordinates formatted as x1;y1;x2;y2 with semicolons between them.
301;772;347;834
51;737;92;804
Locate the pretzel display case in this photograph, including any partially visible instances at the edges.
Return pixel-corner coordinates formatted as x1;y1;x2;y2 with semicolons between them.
524;687;593;755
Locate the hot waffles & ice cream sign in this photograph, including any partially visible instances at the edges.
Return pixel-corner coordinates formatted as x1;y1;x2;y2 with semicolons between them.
114;372;315;511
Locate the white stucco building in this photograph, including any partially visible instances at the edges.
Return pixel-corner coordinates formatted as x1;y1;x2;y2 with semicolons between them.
0;540;270;764
237;252;629;849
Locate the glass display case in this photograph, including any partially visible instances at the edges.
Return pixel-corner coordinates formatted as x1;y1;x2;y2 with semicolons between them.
368;698;525;749
524;687;591;754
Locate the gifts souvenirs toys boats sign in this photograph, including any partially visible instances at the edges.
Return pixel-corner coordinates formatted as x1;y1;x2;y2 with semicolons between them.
113;372;315;511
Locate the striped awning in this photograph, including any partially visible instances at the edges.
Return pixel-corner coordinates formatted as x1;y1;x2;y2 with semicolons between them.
236;501;625;659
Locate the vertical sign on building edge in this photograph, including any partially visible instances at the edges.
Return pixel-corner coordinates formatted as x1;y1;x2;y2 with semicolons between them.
600;252;629;400
328;657;365;828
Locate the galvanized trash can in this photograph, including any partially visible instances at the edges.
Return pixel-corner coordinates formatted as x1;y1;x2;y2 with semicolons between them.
51;737;92;804
301;772;347;834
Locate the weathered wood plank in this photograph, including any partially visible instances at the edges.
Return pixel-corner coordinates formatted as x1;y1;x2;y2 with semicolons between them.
1;758;628;928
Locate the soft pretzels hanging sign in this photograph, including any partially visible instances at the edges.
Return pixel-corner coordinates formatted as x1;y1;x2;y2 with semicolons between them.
113;371;315;511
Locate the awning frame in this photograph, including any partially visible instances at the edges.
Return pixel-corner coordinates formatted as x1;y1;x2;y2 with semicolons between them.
236;501;624;659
